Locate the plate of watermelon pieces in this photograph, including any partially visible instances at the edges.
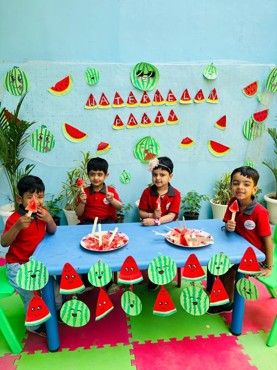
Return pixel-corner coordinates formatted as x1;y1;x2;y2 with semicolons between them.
165;227;214;248
80;231;129;252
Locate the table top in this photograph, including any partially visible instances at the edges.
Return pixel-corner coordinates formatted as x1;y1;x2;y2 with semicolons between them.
32;219;265;275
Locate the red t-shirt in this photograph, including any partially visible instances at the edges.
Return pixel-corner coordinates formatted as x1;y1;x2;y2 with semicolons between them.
223;196;271;252
4;208;47;264
138;184;181;220
76;184;120;222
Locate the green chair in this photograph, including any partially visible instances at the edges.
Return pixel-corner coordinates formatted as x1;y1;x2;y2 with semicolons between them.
267;314;277;347
257;225;277;298
0;266;22;354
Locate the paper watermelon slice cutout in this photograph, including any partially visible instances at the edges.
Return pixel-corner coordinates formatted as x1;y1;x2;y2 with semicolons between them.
207;88;219;103
85;93;97;109
154;111;165;126
182;254;206;281
208;140;231;157
112;91;125;107
98;93;110;109
60;263;85;294
209;276;230;306
97;142;111;154
252;109;269;123
242;81;259;97
140;112;152;127
95;287;114;321
118;256;143;284
62;123;88;143
126;91;138;107
167;109;179;125
48;75;73;96
180;137;195;149
166;89;178;105
180;89;192;104
238;247;261;275
153;285;177;316
153;89;165;105
140;91;152;107
25;293;51;326
127;113;139;129
194;89;205;103
113;114;125;130
214;115;226;130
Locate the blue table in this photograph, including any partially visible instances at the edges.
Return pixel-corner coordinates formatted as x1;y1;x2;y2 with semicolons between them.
33;219;265;351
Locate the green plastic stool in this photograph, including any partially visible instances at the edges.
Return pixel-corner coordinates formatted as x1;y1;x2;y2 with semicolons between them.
0;266;22;354
267;314;277;347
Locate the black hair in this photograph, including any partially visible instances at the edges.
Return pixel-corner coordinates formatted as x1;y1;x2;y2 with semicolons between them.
87;157;109;174
17;175;45;197
231;166;260;186
154;156;174;174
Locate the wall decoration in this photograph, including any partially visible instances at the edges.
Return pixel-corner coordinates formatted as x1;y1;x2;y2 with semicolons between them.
84;67;100;86
97;141;111;154
98;92;110;108
265;67;277;93
179;89;192;104
31;125;55;153
4;66;30;95
48;75;72;96
243;117;265;141
208;140;231;157
113;114;125;129
194;89;205;103
25;292;51;327
236;277;259;300
16;259;49;291
133;136;160;163
182;254;205;281
208;253;230;275
180;286;209;315
88;261;112;287
153;285;177;316
127;113;139;128
180;137;195;149
112;92;125;107
60;263;85;294
140;112;152;127
166;89;178;105
207;88;219;103
95;287;114;321
130;62;160;91
121;290;142;316
126;91;138;107
61;295;90;326
252;108;269;123
62;122;88;142
214;115;226;130
140;91;152;107
154;111;165;126
242;81;259;97
118;256;143;284
209;276;230;306
153;89;165;105
120;170;132;184
148;255;176;285
203;63;218;80
167;109;179;124
237;247;261;274
85;93;97;109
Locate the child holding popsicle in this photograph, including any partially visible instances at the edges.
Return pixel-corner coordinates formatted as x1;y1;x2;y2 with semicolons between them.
1;175;62;336
208;166;273;314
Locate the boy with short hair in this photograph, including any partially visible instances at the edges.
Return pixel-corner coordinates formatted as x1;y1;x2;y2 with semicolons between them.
1;175;62;336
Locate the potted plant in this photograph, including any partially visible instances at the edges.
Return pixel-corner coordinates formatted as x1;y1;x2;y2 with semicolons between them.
210;172;232;219
263;127;277;225
0;94;36;225
45;194;63;226
58;151;91;225
115;202;133;223
181;190;209;220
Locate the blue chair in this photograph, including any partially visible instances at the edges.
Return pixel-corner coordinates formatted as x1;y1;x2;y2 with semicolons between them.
0;266;22;354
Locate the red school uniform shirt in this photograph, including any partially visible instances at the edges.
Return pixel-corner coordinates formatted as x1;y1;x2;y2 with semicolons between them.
4;206;47;264
76;184;120;222
223;196;271;253
138;184;181;220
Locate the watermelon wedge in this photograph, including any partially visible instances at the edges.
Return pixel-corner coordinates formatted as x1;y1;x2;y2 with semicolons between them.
209;276;230;306
153;89;165;105
25;293;51;326
215;115;226;130
25;194;37;216
242;81;259;97
85;93;97;109
62;123;88;142
112;91;125;107
97;142;111;154
98;93;110;109
127;113;139;128
238;247;261;275
207;88;218;103
208;140;231;157
113;114;125;130
48;75;73;96
60;263;85;294
167;109;179;125
194;89;205;103
153;285;177;316
140;91;151;107
180;89;192;104
126;91;138;107
154;111;165;126
118;256;143;284
140;112;152;127
252;109;269;123
95;287;114;321
166;89;178;105
229;199;239;213
180;137;195;149
182;253;206;281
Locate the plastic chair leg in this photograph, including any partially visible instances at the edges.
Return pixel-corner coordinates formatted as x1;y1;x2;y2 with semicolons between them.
0;307;22;354
267;315;277;347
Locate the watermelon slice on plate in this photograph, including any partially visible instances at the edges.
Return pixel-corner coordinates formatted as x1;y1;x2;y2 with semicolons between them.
182;253;206;281
207;88;219;103
242;81;259;97
85;93;97;109
153;285;177;316
252;109;269;123
113;114;125;130
97;142;111;154
60;263;85;294
209;276;230;306
98;93;110;109
208;140;230;157
194;89;205;103
154;111;166;126
180;89;192;104
214;115;226;130
95;287;114;321
48;75;73;96
180;137;195;149
238;247;261;275
25;293;51;326
118;256;143;285
153;89;165;105
166;89;178;105
62;122;88;143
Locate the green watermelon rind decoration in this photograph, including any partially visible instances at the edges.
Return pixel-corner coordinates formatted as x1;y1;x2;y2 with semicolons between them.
85;67;100;86
237;268;261;275
203;63;218;80
252;109;269;123
133;136;160;164
148;256;177;285
4;66;30;96
118;275;143;285
153;308;177;317
208;140;231;157
48;75;73;96
16;260;49;291
60;285;85;295
25;312;51;326
242;81;259;97
265;67;277;93
95;306;114;321
121;291;142;316
62;122;88;143
130;62;160;92
236;278;259;300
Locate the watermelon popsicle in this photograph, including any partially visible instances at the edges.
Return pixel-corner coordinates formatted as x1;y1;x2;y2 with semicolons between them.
229;199;239;221
76;178;86;192
25;194;38;217
156;195;161;211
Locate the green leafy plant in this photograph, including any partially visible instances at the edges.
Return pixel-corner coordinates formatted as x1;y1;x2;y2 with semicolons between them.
262;127;277;199
45;194;63;217
0;94;36;209
212;172;232;205
181;190;209;216
116;202;133;223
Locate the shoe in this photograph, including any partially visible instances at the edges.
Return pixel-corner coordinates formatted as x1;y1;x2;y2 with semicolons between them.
207;302;233;315
106;283;120;295
148;282;159;291
27;323;47;337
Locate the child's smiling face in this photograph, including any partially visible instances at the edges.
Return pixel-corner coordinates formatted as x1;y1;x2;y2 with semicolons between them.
231;172;258;202
152;168;173;191
88;169;108;191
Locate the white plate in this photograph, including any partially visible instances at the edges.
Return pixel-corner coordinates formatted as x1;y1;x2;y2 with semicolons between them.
80;231;129;252
165;229;214;248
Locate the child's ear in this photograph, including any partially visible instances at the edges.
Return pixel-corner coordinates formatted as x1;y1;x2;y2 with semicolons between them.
17;194;23;204
105;173;109;179
169;173;173;180
252;185;258;195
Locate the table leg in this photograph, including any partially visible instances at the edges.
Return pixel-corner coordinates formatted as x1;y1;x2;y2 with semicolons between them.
230;271;245;336
42;276;60;351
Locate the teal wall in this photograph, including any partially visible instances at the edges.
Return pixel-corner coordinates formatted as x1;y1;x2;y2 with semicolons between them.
0;0;276;226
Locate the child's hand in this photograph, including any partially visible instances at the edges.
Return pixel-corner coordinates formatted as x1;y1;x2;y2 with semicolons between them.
106;191;114;203
153;209;161;219
37;206;51;223
80;191;87;204
257;266;272;278
226;220;236;232
141;218;155;226
16;215;33;230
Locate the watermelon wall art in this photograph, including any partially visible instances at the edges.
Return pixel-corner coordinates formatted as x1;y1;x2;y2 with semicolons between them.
180;286;209;316
84;67;100;86
133;136;160;163
48;75;73;96
148;255;176;285
16;259;49;291
4;66;30;96
31;125;55;153
88;261;112;287
130;62;160;91
62;122;88;143
61;296;90;327
121;290;142;316
236;277;259;300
